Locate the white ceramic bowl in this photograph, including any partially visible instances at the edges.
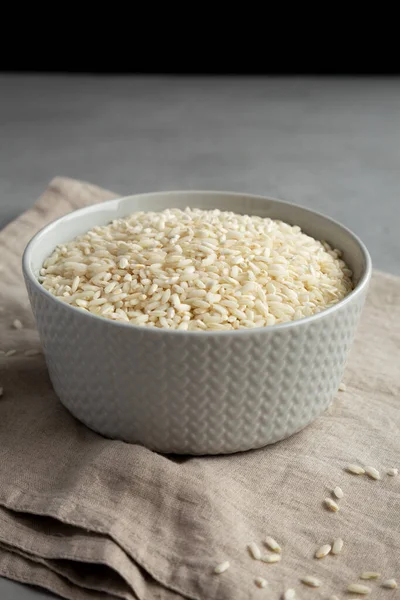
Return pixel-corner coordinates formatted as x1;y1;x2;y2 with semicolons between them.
23;191;371;454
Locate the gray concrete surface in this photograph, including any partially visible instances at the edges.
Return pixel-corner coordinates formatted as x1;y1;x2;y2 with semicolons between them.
0;75;399;599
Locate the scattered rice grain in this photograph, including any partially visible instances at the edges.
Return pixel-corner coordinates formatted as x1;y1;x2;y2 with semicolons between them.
282;589;296;600
12;319;23;330
331;538;343;555
264;536;281;554
347;584;371;595
315;544;331;559
300;576;321;588
214;561;230;574
346;464;365;475
387;468;398;477
254;577;268;588
364;466;380;480
247;542;262;560
333;486;344;499
5;350;16;357
338;382;347;391
382;579;397;589
324;498;340;512
360;572;381;580
260;554;281;563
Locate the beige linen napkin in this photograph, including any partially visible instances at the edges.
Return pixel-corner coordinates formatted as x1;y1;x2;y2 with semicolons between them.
0;177;399;600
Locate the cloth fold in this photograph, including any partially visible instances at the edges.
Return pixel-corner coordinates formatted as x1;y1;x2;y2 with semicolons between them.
0;177;399;600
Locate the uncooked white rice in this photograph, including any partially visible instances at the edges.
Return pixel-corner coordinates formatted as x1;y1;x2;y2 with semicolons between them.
333;486;344;499
347;583;371;595
214;561;230;574
247;542;262;560
254;576;268;588
264;536;281;553
346;464;365;475
39;208;353;331
300;576;321;588
260;554;281;563
324;498;340;512
331;538;343;555
315;544;331;559
364;466;380;480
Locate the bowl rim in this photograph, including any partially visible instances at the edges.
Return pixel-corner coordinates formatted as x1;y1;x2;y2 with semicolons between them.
22;190;372;336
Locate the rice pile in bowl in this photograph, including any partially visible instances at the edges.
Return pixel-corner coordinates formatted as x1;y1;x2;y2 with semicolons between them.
39;208;353;331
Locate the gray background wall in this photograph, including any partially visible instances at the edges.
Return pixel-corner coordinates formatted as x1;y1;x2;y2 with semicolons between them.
1;76;399;274
0;74;399;599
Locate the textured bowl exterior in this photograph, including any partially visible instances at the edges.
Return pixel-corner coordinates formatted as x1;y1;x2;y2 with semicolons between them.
24;278;367;454
23;192;371;454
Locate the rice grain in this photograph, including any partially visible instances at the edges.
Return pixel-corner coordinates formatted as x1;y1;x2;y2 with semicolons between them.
382;579;397;589
264;536;281;554
364;466;380;480
247;542;262;560
300;576;321;587
347;584;371;595
260;554;281;563
324;498;340;512
39;207;353;331
254;577;268;588
315;544;331;559
331;538;343;555
214;561;230;574
346;464;365;475
333;486;344;499
387;468;398;476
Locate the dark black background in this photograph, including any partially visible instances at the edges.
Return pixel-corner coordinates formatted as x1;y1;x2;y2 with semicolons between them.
1;61;398;75
0;17;398;76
